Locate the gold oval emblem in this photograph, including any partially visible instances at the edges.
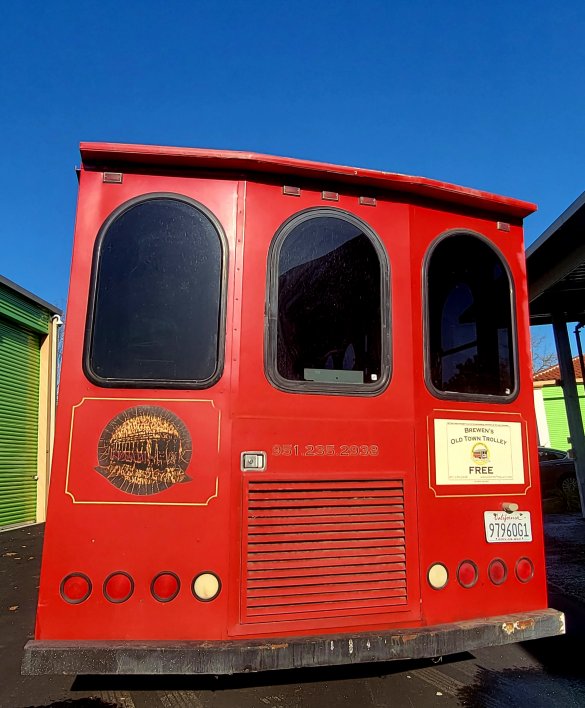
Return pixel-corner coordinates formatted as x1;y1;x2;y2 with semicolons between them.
96;406;192;496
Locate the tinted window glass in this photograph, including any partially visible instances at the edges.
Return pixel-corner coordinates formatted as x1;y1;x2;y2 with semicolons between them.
88;197;223;385
272;214;384;389
427;234;515;397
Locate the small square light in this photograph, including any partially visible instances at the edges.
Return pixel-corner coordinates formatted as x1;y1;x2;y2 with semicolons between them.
322;191;339;201
283;185;301;196
103;172;123;184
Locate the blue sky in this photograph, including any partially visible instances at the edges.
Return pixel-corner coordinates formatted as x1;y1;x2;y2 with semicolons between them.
1;0;584;346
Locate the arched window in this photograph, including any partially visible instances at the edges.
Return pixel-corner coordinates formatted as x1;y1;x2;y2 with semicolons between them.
426;233;516;398
86;195;226;388
266;209;390;394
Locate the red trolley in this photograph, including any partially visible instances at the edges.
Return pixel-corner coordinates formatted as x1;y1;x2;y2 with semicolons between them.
23;143;564;674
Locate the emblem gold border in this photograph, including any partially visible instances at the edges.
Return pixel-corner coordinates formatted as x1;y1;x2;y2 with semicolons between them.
65;397;221;506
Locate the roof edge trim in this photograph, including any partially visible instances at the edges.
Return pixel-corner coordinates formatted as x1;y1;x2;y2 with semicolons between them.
0;275;62;315
80;142;536;219
526;190;585;258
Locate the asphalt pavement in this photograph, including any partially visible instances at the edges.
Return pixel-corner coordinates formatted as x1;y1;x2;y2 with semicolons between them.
542;512;585;635
2;514;585;708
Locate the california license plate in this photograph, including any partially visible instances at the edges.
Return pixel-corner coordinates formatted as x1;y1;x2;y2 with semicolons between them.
484;511;532;543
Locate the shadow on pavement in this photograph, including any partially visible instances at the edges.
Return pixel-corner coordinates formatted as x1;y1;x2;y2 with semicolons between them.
521;632;585;677
455;632;585;708
71;651;472;694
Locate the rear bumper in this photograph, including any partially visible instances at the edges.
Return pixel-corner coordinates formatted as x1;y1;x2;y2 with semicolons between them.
22;608;564;675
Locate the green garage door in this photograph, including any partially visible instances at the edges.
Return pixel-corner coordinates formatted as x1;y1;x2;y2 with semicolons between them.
542;384;585;451
0;317;40;526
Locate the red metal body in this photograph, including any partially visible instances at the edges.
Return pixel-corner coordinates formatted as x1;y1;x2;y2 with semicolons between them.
27;144;562;673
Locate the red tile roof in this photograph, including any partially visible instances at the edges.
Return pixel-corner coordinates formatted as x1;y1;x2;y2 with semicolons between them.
533;355;584;382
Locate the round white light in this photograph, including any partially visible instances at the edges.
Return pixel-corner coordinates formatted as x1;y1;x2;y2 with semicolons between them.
193;572;221;601
428;563;448;590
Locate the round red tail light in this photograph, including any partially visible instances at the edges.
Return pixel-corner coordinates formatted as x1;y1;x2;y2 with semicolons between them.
60;573;92;604
457;561;479;588
151;572;180;602
488;559;507;585
515;557;534;583
104;572;134;603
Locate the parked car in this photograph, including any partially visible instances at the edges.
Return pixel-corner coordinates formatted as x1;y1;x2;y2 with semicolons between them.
538;446;579;504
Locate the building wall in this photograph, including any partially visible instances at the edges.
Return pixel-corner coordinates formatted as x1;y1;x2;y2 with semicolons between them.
36;315;59;522
533;388;551;447
0;282;59;528
541;383;585;451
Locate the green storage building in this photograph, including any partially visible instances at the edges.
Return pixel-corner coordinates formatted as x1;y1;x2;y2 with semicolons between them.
533;356;584;451
0;275;61;529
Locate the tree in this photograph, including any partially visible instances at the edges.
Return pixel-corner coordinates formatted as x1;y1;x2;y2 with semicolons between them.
531;333;557;374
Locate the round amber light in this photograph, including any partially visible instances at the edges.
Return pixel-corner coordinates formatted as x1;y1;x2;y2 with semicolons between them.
151;572;180;602
193;572;221;602
428;563;448;590
488;559;507;585
104;572;134;603
60;573;92;604
457;561;478;589
515;557;534;583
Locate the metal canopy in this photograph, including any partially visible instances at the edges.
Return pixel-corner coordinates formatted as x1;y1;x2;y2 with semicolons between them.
526;191;585;325
526;191;585;516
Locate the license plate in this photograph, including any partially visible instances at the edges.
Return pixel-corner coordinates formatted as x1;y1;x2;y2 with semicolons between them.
484;511;532;543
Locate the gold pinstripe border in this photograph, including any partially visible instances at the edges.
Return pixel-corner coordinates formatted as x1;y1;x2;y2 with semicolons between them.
65;397;220;506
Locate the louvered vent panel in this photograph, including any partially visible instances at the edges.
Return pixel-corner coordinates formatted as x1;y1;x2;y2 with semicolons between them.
243;478;407;622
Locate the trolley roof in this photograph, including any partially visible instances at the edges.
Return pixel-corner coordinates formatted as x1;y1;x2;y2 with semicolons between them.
80;142;536;219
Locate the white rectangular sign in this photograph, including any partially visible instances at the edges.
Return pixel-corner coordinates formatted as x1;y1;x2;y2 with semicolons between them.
434;419;524;486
